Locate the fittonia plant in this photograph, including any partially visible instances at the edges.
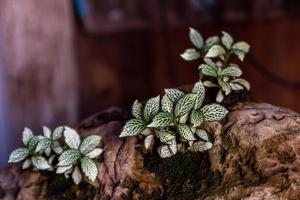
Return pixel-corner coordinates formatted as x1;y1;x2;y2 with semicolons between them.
181;28;251;103
120;28;251;158
8;126;102;185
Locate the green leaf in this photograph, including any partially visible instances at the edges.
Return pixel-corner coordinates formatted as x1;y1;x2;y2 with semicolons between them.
22;127;33;146
190;110;204;127
64;127;81;149
56;165;73;174
144;135;154;150
80;157;98;182
189;27;204;49
43;126;52;139
205;45;226;58
31;156;51;170
199;64;218;77
53;126;64;140
218;79;231;95
178;113;189;124
140;128;152;136
36;138;51;152
201;104;228;122
230;82;244;91
27;136;42;152
192;81;205;109
158;145;173;158
232;41;250;53
120;119;145;137
221;31;234;49
144;95;160;122
155;129;175;144
204;58;216;67
221;65;242;77
196;129;209;141
189;141;213;152
132;100;143;119
205;36;220;48
168;139;177;155
231;78;251;91
216;89;224;103
203;80;218;88
85;148;103;159
174;94;196;117
8;148;29;163
164;89;185;103
72;166;83;185
57;149;81;166
161;95;173;113
177;124;196;141
52;141;63;154
80;135;101;155
180;48;200;61
232;49;246;61
147;112;174;128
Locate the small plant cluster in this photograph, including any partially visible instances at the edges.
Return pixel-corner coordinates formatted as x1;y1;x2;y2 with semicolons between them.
120;28;251;158
8;126;102;185
181;28;250;102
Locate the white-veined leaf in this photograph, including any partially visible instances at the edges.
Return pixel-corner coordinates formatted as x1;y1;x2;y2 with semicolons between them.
80;135;101;155
164;89;185;103
221;31;233;49
52;141;63;154
232;49;246;61
230;82;244;91
218;79;231;95
22;127;33;146
190;110;204;127
144;135;154;150
168;139;177;155
196;129;209;141
43;126;51;139
72;166;83;185
56;165;73;174
205;36;220;48
189;27;204;49
161;95;173;113
85;148;103;159
199;64;218;77
120;119;145;137
174;94;196;117
178;113;189;124
147;112;174;128
36;138;51;152
158;145;173;158
216;89;224;103
177;124;196;141
205;45;226;58
57;149;81;166
203;80;218;88
31;156;51;170
189;141;213;152
192;81;205;109
221;65;242;77
132;100;143;119
180;48;200;61
143;96;160;122
231;78;251;91
201;104;228;122
81;157;98;182
204;58;216;67
64;127;81;149
155;129;175;144
52;126;64;140
22;158;32;169
8;148;29;163
232;41;250;53
27;136;41;152
140;128;152;136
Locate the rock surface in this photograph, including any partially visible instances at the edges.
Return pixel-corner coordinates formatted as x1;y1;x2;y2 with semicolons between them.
0;103;300;200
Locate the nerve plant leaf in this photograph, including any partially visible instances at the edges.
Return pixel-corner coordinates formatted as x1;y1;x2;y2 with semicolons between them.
161;95;173;113
120;119;145;137
155;129;175;144
158;145;173;158
31;156;51;170
232;41;250;53
190;110;204;127
57;149;81;166
221;65;242;77
201;104;228;122
80;157;98;182
144;135;154;150
231;78;251;91
205;45;226;58
221;31;234;49
64;127;81;149
199;64;218;77
132;100;143;119
165;89;185;103
175;94;196;117
189;27;204;49
181;48;200;61
22;127;33;146
195;129;209;141
148;112;174;128
72;166;83;185
80;135;101;155
144;95;160;121
189;141;212;152
8;148;29;163
177;124;196;141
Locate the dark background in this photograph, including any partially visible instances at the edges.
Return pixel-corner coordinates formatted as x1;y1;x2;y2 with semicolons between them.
0;0;300;166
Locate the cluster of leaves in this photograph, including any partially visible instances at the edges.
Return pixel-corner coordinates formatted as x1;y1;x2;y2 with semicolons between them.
8;126;103;185
181;28;251;102
120;28;251;158
120;80;228;158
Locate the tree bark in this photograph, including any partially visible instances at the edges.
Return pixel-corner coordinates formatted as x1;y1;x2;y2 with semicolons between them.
1;103;300;200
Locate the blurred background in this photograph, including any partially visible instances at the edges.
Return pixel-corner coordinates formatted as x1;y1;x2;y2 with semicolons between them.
0;0;300;166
